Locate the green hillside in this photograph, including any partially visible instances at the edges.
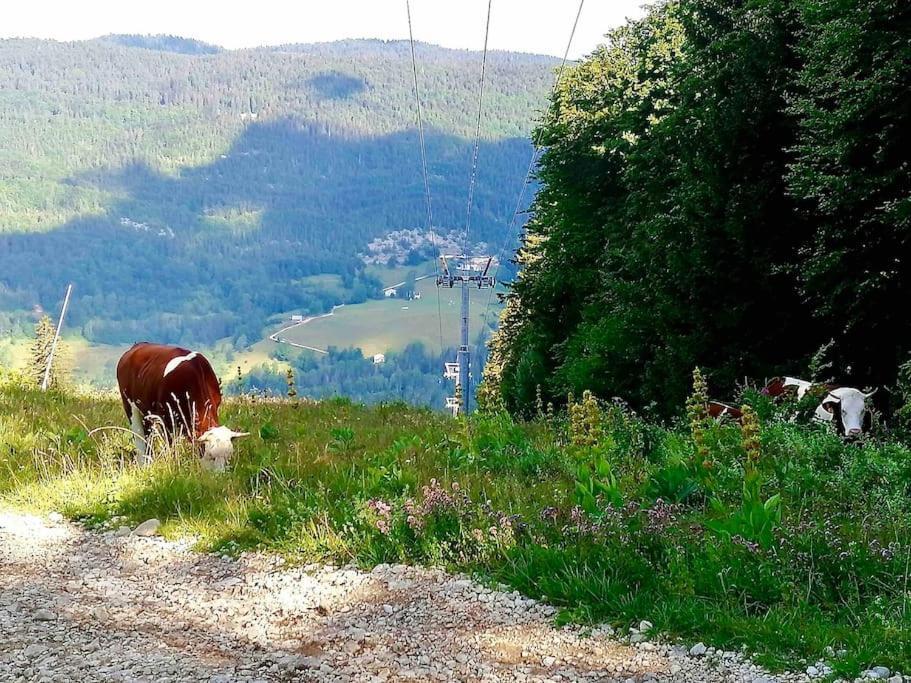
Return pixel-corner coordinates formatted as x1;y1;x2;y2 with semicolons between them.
0;37;556;348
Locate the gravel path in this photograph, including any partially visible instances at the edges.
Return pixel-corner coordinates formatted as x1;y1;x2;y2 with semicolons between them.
0;509;816;682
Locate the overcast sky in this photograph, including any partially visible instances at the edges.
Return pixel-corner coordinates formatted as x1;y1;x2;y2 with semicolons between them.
0;0;651;59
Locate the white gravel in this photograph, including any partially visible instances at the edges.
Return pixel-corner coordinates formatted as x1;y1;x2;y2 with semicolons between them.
0;508;869;682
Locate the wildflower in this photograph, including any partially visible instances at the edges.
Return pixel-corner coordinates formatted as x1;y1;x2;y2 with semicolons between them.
366;498;392;536
731;534;760;553
569;506;584;525
646;499;680;534
367;499;392;516
540;507;559;523
686;368;713;470
421;478;455;513
740;405;761;467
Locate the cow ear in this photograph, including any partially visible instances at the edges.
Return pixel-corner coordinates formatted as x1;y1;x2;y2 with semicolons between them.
229;430;251;440
821;399;838;414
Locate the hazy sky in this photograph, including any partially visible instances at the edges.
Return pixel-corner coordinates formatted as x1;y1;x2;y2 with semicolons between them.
1;1;651;59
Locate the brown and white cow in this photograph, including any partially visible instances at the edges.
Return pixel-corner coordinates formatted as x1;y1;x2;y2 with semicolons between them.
761;376;822;401
762;376;875;438
116;343;248;469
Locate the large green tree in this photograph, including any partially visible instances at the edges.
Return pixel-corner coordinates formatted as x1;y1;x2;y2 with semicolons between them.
789;0;911;392
487;3;689;413
489;0;911;417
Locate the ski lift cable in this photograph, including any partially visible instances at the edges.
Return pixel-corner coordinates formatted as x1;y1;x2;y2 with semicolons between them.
406;0;445;358
479;0;586;336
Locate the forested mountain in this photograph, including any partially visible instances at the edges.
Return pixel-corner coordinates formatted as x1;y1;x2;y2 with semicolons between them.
487;0;911;417
0;38;556;346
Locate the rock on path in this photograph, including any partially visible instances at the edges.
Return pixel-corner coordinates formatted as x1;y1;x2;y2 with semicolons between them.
0;509;810;682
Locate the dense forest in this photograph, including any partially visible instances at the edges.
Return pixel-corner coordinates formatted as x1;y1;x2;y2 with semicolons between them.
0;38;554;346
487;0;911;417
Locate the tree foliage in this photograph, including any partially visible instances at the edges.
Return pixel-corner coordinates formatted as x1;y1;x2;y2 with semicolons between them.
788;0;911;386
489;0;911;416
231;342;480;409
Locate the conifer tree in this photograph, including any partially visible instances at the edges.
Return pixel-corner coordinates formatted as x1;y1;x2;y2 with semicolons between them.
29;316;57;388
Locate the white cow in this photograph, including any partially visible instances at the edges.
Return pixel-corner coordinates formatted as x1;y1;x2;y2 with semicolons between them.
764;375;876;438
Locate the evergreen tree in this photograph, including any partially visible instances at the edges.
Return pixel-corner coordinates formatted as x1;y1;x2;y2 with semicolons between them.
29;316;57;388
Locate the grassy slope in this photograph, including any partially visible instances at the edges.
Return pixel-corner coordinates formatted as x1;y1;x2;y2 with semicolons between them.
2;376;910;675
270;277;503;357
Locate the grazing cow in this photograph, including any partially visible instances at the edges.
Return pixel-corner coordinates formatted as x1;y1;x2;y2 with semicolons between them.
116;343;249;469
814;387;876;438
707;401;743;422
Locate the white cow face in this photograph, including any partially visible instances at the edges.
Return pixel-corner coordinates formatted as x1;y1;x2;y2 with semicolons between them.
198;426;250;471
815;387;876;438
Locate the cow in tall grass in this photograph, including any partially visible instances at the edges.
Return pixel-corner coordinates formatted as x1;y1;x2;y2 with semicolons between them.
763;376;875;438
116;343;248;469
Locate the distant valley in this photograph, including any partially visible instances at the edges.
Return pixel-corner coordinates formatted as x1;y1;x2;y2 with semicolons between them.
0;36;556;404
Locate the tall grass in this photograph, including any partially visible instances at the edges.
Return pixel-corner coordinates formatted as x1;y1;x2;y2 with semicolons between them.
2;369;911;675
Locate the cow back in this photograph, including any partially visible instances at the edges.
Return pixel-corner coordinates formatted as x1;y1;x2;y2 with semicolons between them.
117;343;222;437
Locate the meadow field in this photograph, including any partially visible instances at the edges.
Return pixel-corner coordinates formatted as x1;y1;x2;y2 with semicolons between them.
270;277;503;357
2;370;911;676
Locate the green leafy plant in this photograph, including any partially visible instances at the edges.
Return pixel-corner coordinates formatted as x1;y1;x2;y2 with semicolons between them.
574;454;622;514
328;426;356;454
258;423;280;441
648;457;700;504
708;406;782;548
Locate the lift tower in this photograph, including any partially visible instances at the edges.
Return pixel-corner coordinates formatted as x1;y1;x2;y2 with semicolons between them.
438;255;495;415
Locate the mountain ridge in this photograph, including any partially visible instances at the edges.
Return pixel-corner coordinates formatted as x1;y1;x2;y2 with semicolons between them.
0;35;562;62
0;36;551;350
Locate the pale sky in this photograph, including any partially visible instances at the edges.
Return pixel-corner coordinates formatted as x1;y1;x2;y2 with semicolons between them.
0;0;651;59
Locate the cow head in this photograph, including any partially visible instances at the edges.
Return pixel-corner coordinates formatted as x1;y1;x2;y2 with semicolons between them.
198;426;250;470
814;387;876;438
